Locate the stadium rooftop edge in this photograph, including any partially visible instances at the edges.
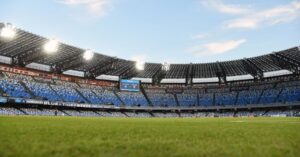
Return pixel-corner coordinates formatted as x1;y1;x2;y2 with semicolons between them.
0;22;300;84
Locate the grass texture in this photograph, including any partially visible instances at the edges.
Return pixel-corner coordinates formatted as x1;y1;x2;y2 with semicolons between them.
0;116;299;157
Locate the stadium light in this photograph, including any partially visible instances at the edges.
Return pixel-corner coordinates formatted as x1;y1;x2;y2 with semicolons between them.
162;62;170;71
132;55;146;71
135;60;145;71
0;23;16;40
83;49;94;61
43;39;59;54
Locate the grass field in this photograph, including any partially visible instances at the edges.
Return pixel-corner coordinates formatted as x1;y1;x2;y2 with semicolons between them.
0;116;299;157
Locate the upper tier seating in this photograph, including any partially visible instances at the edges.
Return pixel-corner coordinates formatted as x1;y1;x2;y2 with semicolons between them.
177;93;198;106
198;93;214;106
0;78;31;98
259;89;281;104
77;88;102;104
117;91;148;106
145;89;177;107
25;81;61;101
1;71;300;108
93;89;122;106
51;84;87;103
236;90;261;105
215;92;237;106
277;86;300;103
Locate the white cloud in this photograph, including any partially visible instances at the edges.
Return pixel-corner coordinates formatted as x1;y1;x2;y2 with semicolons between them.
60;0;113;17
201;0;250;15
226;1;300;29
188;39;246;56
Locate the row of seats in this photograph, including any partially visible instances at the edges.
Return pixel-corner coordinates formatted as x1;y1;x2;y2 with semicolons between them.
1;74;300;107
77;88;102;104
93;89;123;106
0;78;31;98
171;87;300;107
185;87;300;106
50;85;87;103
25;81;61;101
117;92;148;106
0;75;124;105
148;93;177;107
177;93;198;106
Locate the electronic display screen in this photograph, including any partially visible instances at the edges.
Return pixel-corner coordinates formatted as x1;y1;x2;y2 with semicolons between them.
120;79;140;92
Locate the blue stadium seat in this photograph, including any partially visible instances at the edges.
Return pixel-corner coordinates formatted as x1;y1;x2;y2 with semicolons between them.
0;78;31;98
148;93;177;107
259;89;280;104
93;90;123;106
78;88;102;104
199;93;214;106
177;93;197;106
51;85;87;103
236;90;261;105
215;92;237;106
117;92;148;106
277;86;300;103
25;81;61;101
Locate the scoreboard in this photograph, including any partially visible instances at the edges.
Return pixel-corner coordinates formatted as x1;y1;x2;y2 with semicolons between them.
120;79;140;92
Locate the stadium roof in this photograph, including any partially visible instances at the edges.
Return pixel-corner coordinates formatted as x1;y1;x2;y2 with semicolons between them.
0;23;299;83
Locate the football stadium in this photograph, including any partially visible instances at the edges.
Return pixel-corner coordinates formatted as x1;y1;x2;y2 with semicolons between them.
1;0;300;157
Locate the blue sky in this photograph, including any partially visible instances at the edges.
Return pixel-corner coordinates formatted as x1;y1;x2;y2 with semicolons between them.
1;0;300;63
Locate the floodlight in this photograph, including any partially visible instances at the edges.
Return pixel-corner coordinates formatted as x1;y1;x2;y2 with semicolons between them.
44;39;59;54
83;49;94;60
132;55;146;71
136;60;145;71
0;23;16;40
162;62;170;71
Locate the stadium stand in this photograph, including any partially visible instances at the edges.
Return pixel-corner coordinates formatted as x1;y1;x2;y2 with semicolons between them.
177;93;198;107
198;93;214;106
0;78;31;98
25;81;61;101
236;90;261;105
117;91;149;106
146;89;177;107
93;89;122;106
0;25;299;117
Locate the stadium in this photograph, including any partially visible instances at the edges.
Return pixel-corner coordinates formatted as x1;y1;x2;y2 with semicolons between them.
0;24;299;117
1;0;300;157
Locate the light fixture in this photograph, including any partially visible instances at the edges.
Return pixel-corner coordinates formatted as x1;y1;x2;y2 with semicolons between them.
162;62;170;71
83;49;94;60
132;55;146;71
44;39;59;54
0;23;16;40
135;60;145;71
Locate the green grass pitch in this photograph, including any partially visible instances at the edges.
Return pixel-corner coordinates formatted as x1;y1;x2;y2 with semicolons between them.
0;116;299;157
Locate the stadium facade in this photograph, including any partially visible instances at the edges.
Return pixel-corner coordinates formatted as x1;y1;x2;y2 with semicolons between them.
0;23;300;117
